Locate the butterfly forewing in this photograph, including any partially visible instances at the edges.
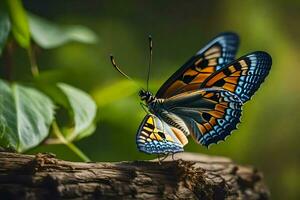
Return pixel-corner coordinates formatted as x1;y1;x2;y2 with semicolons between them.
200;51;272;103
136;114;188;154
156;32;239;98
163;88;243;146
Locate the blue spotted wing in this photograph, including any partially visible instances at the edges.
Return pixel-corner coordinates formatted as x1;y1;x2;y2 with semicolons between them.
200;51;272;103
156;32;239;98
136;114;188;154
163;88;243;146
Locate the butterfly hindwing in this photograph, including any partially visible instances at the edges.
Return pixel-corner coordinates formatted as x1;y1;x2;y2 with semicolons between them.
136;114;188;154
200;51;272;103
163;88;243;146
156;32;239;98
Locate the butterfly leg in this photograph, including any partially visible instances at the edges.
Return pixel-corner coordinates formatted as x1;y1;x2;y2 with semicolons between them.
157;153;169;164
157;154;162;165
171;153;176;161
161;153;170;162
140;102;149;114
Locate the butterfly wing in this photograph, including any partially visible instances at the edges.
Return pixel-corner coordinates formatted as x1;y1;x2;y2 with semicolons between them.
156;32;239;98
200;51;272;103
163;88;242;146
136;114;188;154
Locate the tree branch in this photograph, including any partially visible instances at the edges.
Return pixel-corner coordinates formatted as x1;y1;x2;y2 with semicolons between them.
0;152;269;199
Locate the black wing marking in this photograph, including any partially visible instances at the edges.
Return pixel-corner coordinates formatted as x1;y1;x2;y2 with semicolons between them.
200;51;272;103
156;32;239;98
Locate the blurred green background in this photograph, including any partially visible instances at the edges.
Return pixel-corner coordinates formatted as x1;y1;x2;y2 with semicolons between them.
4;0;300;199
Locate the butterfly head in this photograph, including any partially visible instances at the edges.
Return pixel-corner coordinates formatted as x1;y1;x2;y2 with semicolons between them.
139;89;155;104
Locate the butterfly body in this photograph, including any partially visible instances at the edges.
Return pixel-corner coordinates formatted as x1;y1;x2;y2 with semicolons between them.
135;32;272;155
139;89;161;114
139;89;190;136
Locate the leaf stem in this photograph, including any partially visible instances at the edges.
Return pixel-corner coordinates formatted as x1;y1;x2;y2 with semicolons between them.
27;45;39;77
52;121;90;162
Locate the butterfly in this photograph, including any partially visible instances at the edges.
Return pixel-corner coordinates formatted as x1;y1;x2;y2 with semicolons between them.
111;32;272;155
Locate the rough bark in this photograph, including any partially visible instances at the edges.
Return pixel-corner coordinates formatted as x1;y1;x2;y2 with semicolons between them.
0;152;269;200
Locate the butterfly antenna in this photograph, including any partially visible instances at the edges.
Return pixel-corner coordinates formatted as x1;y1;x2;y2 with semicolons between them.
110;54;133;81
146;35;153;91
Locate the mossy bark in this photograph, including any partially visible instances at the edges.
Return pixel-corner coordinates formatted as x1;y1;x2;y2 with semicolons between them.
0;152;269;199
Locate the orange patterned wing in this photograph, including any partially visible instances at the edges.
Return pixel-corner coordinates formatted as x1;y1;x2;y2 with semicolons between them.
200;51;272;103
162;88;243;146
156;32;239;98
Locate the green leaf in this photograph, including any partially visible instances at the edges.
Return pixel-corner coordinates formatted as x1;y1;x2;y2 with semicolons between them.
28;13;98;49
5;0;30;48
64;25;98;44
0;13;11;55
0;80;55;152
57;83;97;141
72;123;96;141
